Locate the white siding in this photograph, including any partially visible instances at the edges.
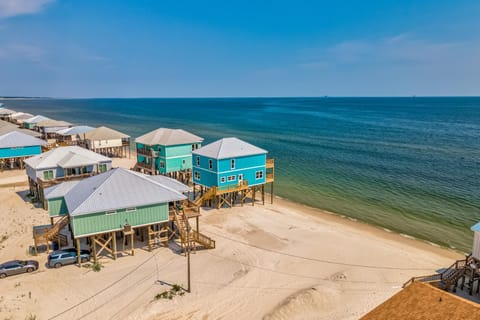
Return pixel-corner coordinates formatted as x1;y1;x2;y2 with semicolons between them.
89;139;123;148
473;232;480;260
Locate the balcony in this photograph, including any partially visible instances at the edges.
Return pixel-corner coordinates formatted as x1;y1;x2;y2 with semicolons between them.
38;172;96;187
266;158;275;168
266;173;274;183
137;148;158;157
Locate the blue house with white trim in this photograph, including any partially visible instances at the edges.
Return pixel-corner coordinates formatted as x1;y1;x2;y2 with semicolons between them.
192;137;272;190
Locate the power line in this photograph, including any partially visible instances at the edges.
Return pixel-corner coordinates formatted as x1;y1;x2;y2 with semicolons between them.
205;230;436;271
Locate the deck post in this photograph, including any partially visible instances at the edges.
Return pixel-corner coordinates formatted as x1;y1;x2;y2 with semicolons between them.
148;226;152;252
271;182;274;204
252;187;255;206
131;231;134;256
112;231;117;260
76;238;81;267
262;184;265;205
196;216;199;233
91;236;97;262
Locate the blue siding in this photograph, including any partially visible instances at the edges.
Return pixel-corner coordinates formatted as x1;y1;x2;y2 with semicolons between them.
192;154;266;188
0;145;42;159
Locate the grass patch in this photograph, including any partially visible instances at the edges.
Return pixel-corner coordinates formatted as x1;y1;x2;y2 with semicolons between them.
91;261;103;272
155;284;186;300
25;314;37;320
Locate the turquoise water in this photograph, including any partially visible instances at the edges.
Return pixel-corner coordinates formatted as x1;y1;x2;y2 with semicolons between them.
4;97;480;251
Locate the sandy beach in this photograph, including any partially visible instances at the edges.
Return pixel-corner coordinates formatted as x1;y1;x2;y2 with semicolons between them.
0;158;462;319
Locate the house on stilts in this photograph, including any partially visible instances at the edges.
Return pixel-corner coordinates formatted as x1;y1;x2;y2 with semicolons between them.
24;146;112;204
191;137;275;208
134;128;203;183
81;126;131;158
55;125;95;146
22;115;50;130
34;168;215;264
0;131;46;171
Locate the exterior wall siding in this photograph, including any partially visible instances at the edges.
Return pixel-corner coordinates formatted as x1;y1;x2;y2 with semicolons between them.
71;203;169;237
137;143;200;174
0;145;42;159
47;197;68;217
89;138;123;149
192;154;266;188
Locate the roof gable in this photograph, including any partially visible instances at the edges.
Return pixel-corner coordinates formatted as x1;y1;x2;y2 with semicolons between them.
24;115;50;124
135;128;203;146
193;137;267;159
24;146;111;169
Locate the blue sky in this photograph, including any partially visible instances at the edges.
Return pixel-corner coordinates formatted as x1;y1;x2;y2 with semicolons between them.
0;0;479;97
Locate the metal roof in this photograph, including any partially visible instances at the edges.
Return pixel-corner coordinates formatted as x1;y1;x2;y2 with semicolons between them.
24;115;50;124
56;126;95;136
36;119;72;128
135;128;203;146
0;120;42;137
0;131;46;149
24;146;111;170
0;108;16;115
193;137;267;159
83;126;130;140
47;168;187;216
144;175;191;193
471;222;480;232
57;151;99;168
44;180;80;199
11;112;34;120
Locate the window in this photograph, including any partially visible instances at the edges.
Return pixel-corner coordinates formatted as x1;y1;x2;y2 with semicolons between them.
227;175;236;182
160;161;165;169
196;156;200;166
231;159;235;169
256;170;264;179
208;159;213;170
194;171;201;180
192;144;198;151
98;163;107;173
43;170;54;180
126;207;137;212
238;174;243;181
105;210;117;215
220;177;226;183
182;159;186;165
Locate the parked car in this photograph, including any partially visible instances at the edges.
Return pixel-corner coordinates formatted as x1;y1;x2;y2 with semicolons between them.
48;248;91;268
0;260;39;279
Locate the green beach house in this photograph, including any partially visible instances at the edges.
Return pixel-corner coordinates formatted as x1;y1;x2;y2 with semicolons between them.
135;128;203;177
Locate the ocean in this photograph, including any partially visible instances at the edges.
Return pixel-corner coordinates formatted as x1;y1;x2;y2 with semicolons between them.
3;97;480;252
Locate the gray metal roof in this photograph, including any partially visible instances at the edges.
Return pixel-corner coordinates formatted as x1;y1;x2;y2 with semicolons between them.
11;112;34;120
83;126;129;140
24;146;111;170
192;137;267;159
53;168;187;216
0;131;46;149
0;108;16;115
56;126;95;136
44;180;80;199
135;128;203;146
144;175;191;193
23;115;50;124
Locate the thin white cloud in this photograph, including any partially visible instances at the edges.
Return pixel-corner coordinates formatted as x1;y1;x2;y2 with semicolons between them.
0;43;45;62
0;0;54;18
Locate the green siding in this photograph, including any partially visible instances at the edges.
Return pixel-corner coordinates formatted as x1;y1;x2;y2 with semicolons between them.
71;203;169;237
47;197;68;217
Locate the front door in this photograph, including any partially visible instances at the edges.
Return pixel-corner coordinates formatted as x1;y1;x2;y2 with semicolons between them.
238;174;243;185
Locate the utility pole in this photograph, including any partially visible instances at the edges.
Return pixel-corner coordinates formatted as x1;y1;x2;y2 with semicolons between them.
187;222;191;293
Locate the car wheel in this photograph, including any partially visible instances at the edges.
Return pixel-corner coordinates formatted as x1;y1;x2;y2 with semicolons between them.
54;263;62;269
81;258;88;263
0;273;6;279
26;267;34;273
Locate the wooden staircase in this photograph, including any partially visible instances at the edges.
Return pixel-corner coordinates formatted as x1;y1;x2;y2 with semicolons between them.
173;209;215;254
403;255;473;290
193;187;217;207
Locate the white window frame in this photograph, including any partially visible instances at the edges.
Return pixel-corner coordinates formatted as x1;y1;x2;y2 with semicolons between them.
220;177;226;183
126;207;137;212
105;210;117;215
194;171;201;180
227;175;236;182
231;159;235;169
160;161;165;168
209;159;213;170
256;170;264;179
196;156;200;166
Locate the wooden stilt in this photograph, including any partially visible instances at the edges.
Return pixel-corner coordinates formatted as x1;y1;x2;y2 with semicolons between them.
131;231;134;256
271;182;274;204
112;231;117;260
76;238;81;267
262;184;265;205
91;236;97;262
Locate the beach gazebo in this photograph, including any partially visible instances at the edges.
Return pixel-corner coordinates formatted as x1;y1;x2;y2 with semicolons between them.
191;137;275;208
134;128;203;181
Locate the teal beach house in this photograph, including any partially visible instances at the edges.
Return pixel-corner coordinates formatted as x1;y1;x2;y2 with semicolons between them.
191;137;275;208
134;128;203;179
0;131;46;170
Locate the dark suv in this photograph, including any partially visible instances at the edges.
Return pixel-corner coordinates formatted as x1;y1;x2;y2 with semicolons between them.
48;248;91;268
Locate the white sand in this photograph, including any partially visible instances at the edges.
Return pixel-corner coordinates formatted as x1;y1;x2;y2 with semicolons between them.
0;163;462;320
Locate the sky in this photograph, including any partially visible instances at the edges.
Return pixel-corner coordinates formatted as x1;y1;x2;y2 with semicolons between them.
0;0;479;98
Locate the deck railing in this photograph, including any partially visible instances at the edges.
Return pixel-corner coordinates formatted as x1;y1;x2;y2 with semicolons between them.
266;158;275;168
